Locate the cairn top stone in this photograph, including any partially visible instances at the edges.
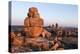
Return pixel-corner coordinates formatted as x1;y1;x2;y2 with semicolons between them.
29;7;38;13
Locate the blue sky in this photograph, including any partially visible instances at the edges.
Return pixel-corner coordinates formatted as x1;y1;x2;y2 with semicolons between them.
11;1;78;27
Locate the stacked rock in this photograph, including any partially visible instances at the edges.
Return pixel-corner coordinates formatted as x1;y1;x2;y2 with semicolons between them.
24;7;44;38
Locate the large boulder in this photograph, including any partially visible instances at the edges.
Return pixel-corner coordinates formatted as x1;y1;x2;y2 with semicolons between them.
24;7;44;38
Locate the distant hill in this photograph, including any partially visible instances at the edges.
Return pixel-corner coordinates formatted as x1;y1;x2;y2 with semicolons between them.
9;25;78;32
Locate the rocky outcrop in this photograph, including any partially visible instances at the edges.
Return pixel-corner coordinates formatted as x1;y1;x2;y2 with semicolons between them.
9;7;78;53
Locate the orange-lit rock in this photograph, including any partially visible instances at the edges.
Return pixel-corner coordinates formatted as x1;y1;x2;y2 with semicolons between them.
24;7;44;38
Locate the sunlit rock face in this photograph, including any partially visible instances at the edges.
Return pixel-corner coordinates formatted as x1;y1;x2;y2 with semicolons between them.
24;7;44;38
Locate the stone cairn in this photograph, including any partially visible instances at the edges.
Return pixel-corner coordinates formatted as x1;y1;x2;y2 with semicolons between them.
24;7;44;38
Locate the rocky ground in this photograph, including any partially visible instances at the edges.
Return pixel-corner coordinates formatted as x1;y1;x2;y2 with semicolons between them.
9;26;78;53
